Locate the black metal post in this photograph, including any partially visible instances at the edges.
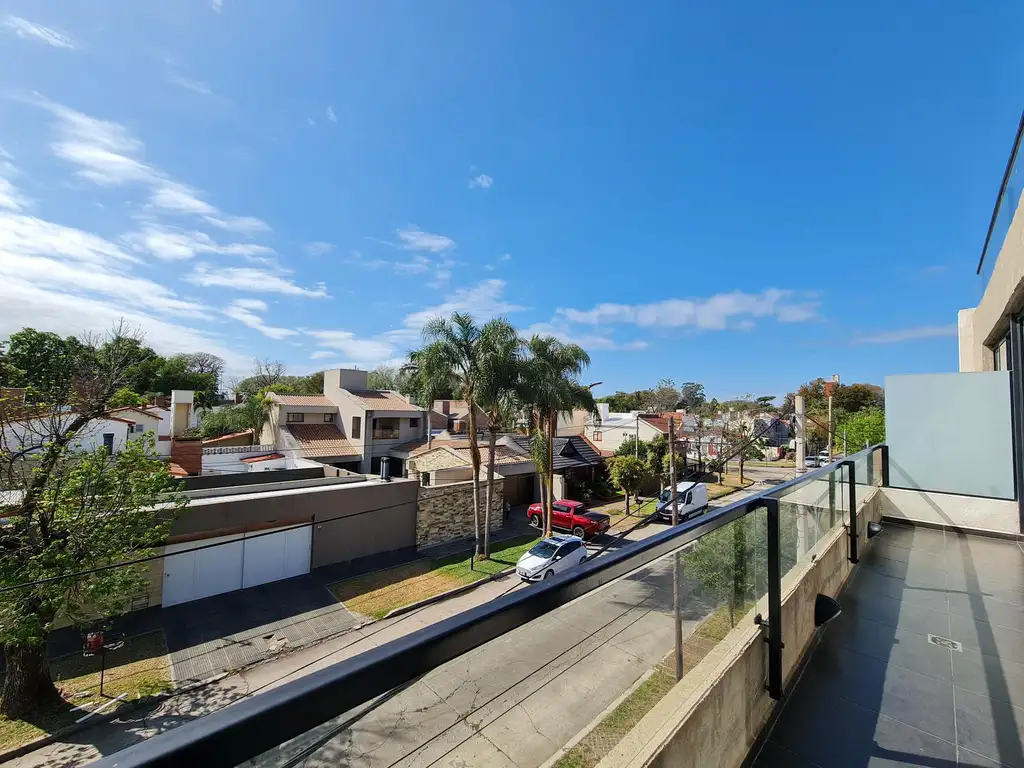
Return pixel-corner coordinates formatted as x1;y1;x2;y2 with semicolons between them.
880;444;890;488
765;497;783;700
99;649;106;698
842;460;858;564
866;448;874;487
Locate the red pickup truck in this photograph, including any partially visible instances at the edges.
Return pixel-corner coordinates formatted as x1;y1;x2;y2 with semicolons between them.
527;499;611;539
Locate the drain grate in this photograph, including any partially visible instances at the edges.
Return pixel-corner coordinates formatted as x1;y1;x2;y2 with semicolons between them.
928;634;962;652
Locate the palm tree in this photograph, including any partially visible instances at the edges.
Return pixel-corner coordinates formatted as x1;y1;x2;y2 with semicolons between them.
521;336;596;537
418;313;519;558
473;324;522;557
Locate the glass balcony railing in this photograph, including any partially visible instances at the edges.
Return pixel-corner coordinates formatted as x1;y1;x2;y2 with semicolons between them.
977;113;1024;294
92;445;888;768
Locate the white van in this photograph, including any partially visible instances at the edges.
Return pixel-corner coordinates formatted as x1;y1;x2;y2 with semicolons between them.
656;482;709;523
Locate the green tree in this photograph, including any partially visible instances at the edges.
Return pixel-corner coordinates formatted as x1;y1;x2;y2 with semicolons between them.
681;514;764;627
151;355;218;407
642;379;680;413
5;328;93;402
0;341;26;385
597;391;644;413
199;405;255;440
609;455;645;516
0;324;186;718
615;436;649;461
837;408;885;451
678;382;706;411
521;336;595;536
474;323;524;557
108;387;147;408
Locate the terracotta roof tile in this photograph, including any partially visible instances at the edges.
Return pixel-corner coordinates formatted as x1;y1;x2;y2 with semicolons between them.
350;390;422;412
286;424;360;458
109;406;163;420
271;394;335;407
240;452;285;464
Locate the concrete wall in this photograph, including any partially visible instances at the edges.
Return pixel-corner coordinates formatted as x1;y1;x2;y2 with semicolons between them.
417;479;504;548
601;488;884;768
879;486;1019;536
182;466;326;491
885;371;1015;499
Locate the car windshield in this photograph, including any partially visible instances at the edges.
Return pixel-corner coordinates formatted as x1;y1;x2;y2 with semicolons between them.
528;541;559;558
659;489;672;502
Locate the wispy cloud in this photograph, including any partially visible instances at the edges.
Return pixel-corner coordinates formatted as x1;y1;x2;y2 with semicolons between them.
41;100;270;233
310;350;336;360
469;173;493;190
211;0;223;11
558;289;819;331
305;241;334;257
396;226;455;252
168;74;215;97
500;253;512;262
123;225;275;262
525;321;648;351
326;106;337;123
305;330;396;361
853;325;956;344
187;264;329;298
223;300;297;339
3;16;75;49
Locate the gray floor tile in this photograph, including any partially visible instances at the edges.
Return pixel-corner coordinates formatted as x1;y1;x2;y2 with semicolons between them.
823;614;953;682
947;592;1024;634
850;568;951;613
870;713;959;766
882;525;947;555
841;589;952;638
862;552;950;590
753;739;823;767
951;614;1024;666
953;647;1024;711
957;745;1007;767
954;687;1024;768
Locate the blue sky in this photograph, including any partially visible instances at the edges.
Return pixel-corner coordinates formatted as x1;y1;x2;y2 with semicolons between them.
1;2;1021;400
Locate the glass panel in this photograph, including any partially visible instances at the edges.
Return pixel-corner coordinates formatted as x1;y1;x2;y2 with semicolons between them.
979;136;1023;296
246;510;769;768
769;464;846;582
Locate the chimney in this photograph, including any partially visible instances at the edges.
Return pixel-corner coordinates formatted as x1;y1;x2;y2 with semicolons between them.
441;401;450;415
597;403;610;422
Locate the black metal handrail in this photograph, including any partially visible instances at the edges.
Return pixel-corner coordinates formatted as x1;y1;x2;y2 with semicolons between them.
94;444;887;768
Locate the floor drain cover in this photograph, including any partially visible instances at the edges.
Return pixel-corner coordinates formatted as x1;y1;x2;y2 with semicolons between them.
928;634;962;652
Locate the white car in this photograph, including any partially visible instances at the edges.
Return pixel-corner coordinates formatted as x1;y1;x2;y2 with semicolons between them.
516;535;588;582
804;455;820;468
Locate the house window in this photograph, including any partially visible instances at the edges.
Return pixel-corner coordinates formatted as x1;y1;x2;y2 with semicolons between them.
593;431;602;441
134;423;145;433
324;413;335;423
352;416;361;439
373;417;400;440
286;412;304;423
102;433;115;455
409;417;420;429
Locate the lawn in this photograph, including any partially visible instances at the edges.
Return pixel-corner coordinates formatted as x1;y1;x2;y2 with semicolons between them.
705;475;754;501
328;534;540;620
0;629;172;752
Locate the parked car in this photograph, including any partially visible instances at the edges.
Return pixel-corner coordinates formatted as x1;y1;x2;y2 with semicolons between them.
804;455;820;468
527;499;611;539
818;451;831;464
656;482;709;522
516;535;588;581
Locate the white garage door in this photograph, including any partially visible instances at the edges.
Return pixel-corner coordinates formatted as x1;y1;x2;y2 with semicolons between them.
161;526;311;607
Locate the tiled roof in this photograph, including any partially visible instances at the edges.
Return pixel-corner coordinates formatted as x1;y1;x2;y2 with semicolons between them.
271;394;335;407
240;452;285;464
509;435;604;470
451;445;529;466
201;430;254;445
168;462;189;478
350;390;421;412
392;438;472;456
285;424;360;458
639;413;695;436
109;406;163;420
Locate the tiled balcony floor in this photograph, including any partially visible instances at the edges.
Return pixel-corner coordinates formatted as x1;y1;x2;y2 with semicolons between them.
754;522;1024;768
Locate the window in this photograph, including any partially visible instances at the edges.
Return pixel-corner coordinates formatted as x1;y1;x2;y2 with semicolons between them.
372;417;400;440
323;413;334;423
409;417;420;429
134;423;145;433
102;433;115;455
561;541;582;554
685;491;693;505
593;431;602;441
352;416;361;439
421;471;430;486
286;412;304;423
553;503;569;513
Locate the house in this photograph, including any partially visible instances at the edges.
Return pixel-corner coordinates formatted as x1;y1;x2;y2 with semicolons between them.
582;404;656;452
109;406;169;456
2;412;134;456
262;368;428;475
508;433;605;499
432;400;487;434
555;409;590;437
403;437;538;505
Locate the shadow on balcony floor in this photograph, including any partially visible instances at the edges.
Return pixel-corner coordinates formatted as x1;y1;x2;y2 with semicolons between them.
753;522;1024;768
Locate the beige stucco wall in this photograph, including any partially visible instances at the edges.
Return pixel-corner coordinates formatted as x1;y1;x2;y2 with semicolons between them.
960;186;1024;371
417;479;504;548
879;486;1019;535
600;487;883;768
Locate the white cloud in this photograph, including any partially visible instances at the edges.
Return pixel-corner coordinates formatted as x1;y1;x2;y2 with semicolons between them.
211;0;223;11
305;241;334;256
326;106;337;123
168;74;214;97
41;100;270;233
231;298;268;312
3;16;75;48
187;263;329;298
426;257;454;289
310;350;335;360
396;226;455;252
558;289;819;331
305;330;396;361
524;321;648;352
469;174;493;190
223;304;297;340
853;325;957;344
0;176;28;212
400;279;524;332
1;212;137;266
500;253;512;262
123;225;275;262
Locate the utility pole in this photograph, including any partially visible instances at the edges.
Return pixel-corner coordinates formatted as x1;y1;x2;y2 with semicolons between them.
825;374;840;461
843;429;847;457
795;394;806;473
635;413;639;458
669;416;683;681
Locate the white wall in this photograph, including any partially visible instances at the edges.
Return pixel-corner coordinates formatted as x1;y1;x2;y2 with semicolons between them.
880;487;1019;536
3;415;130;455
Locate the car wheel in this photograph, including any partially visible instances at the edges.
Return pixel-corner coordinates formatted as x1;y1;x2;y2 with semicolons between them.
529;513;541;528
543;570;554;580
572;526;586;538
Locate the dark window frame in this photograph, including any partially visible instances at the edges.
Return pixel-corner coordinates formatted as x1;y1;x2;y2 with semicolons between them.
324;413;335;423
351;416;361;439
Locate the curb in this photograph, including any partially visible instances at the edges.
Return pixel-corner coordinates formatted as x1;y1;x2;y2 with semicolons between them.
538;668;656;768
0;672;227;764
383;566;517;619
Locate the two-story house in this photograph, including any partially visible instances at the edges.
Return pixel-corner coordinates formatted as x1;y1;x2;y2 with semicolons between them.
263;368;428;475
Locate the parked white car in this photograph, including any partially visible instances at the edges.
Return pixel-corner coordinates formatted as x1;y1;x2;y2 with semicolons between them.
804;455;820;468
516;535;588;582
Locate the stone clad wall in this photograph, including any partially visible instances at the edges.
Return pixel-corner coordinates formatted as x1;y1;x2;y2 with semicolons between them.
417;479;504;548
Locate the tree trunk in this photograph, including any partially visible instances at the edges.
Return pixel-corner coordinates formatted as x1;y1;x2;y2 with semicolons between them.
546;414;556;537
0;642;60;719
483;426;497;558
466;399;482;557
